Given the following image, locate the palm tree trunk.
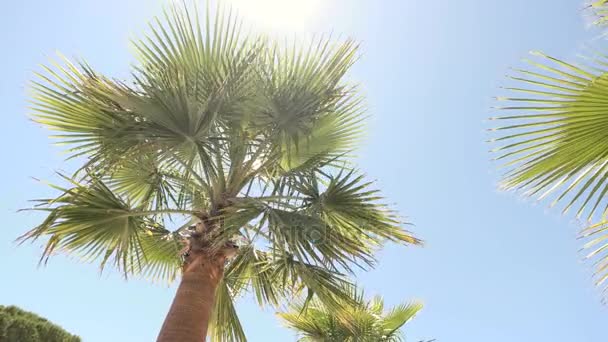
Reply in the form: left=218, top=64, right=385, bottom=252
left=156, top=253, right=224, bottom=342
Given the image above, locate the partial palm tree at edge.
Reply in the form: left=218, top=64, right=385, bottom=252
left=490, top=50, right=608, bottom=299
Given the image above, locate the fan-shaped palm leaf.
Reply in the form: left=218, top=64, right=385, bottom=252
left=20, top=176, right=193, bottom=276
left=491, top=50, right=608, bottom=297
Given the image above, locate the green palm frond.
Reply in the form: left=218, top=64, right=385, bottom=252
left=208, top=280, right=246, bottom=342
left=211, top=246, right=354, bottom=341
left=588, top=1, right=608, bottom=27
left=31, top=58, right=141, bottom=166
left=580, top=220, right=608, bottom=298
left=129, top=231, right=182, bottom=283
left=277, top=285, right=422, bottom=342
left=218, top=170, right=419, bottom=275
left=302, top=170, right=419, bottom=245
left=106, top=153, right=179, bottom=210
left=232, top=245, right=354, bottom=309
left=224, top=245, right=288, bottom=306
left=491, top=50, right=608, bottom=295
left=380, top=302, right=424, bottom=338
left=20, top=176, right=193, bottom=278
left=279, top=255, right=354, bottom=311
left=258, top=38, right=364, bottom=171
left=223, top=242, right=356, bottom=312
left=492, top=51, right=608, bottom=220
left=292, top=170, right=419, bottom=271
left=24, top=3, right=418, bottom=341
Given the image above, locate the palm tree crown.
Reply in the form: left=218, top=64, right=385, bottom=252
left=278, top=286, right=422, bottom=342
left=21, top=3, right=419, bottom=339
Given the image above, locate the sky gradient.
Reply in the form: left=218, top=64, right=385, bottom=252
left=1, top=1, right=606, bottom=341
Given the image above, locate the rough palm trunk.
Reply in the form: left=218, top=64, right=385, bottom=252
left=156, top=252, right=224, bottom=342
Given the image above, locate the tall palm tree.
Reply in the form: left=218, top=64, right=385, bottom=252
left=278, top=286, right=422, bottom=342
left=20, top=3, right=420, bottom=341
left=490, top=50, right=608, bottom=298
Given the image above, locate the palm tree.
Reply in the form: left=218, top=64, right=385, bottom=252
left=278, top=286, right=422, bottom=341
left=489, top=50, right=608, bottom=297
left=20, top=3, right=420, bottom=341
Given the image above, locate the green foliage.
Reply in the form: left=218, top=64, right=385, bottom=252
left=22, top=3, right=419, bottom=340
left=588, top=1, right=608, bottom=27
left=0, top=305, right=80, bottom=342
left=490, top=50, right=608, bottom=298
left=277, top=286, right=422, bottom=342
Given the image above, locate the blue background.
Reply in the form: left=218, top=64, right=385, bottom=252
left=1, top=1, right=604, bottom=341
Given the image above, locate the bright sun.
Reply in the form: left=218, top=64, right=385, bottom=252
left=225, top=0, right=324, bottom=31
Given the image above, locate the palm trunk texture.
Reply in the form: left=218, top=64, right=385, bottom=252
left=156, top=253, right=224, bottom=342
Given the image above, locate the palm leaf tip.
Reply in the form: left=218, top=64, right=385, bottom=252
left=578, top=220, right=608, bottom=289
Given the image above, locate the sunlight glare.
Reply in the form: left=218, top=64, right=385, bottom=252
left=225, top=0, right=325, bottom=31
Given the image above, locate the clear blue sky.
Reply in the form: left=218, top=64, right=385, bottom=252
left=1, top=1, right=605, bottom=341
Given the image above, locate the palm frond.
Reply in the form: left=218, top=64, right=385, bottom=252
left=224, top=243, right=354, bottom=313
left=587, top=1, right=608, bottom=27
left=380, top=302, right=424, bottom=339
left=491, top=50, right=608, bottom=296
left=127, top=230, right=182, bottom=283
left=580, top=220, right=608, bottom=300
left=224, top=245, right=288, bottom=307
left=278, top=285, right=422, bottom=342
left=221, top=170, right=420, bottom=276
left=105, top=153, right=179, bottom=211
left=20, top=179, right=189, bottom=278
left=303, top=170, right=419, bottom=244
left=492, top=51, right=608, bottom=220
left=258, top=38, right=364, bottom=171
left=31, top=58, right=144, bottom=168
left=208, top=280, right=246, bottom=342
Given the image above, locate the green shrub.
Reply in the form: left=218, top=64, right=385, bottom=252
left=0, top=306, right=80, bottom=342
